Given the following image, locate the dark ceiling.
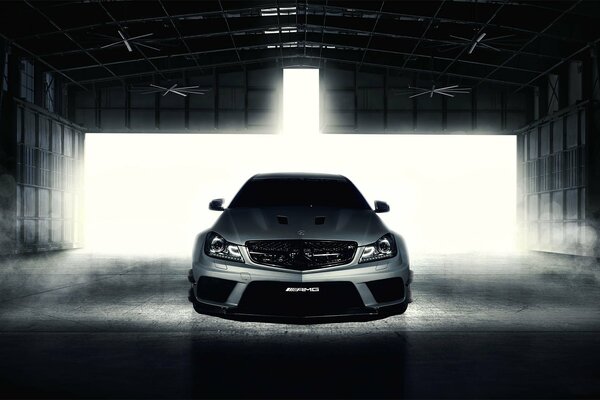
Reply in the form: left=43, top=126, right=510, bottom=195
left=0, top=0, right=599, bottom=90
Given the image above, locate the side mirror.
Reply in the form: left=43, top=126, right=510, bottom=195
left=209, top=198, right=225, bottom=211
left=374, top=200, right=390, bottom=213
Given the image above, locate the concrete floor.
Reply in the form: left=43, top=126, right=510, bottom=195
left=0, top=250, right=598, bottom=399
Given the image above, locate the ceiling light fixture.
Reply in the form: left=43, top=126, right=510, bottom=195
left=260, top=6, right=296, bottom=16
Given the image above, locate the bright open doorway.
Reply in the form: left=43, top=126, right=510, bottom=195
left=84, top=69, right=516, bottom=255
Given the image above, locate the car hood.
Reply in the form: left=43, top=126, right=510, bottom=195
left=210, top=206, right=389, bottom=246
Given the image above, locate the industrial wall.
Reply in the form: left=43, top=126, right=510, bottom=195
left=15, top=100, right=84, bottom=252
left=68, top=60, right=533, bottom=135
left=0, top=42, right=84, bottom=255
left=515, top=57, right=600, bottom=256
left=69, top=66, right=281, bottom=133
left=320, top=61, right=532, bottom=134
left=516, top=102, right=597, bottom=255
left=0, top=41, right=15, bottom=254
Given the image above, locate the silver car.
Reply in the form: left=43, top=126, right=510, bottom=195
left=188, top=173, right=412, bottom=320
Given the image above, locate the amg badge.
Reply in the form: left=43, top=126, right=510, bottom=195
left=285, top=287, right=320, bottom=292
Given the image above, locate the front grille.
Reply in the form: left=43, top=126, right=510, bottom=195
left=245, top=240, right=357, bottom=270
left=237, top=281, right=364, bottom=316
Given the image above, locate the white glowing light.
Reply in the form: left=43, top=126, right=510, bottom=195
left=84, top=69, right=516, bottom=256
left=85, top=133, right=515, bottom=255
left=265, top=27, right=297, bottom=34
left=283, top=69, right=319, bottom=137
left=261, top=7, right=296, bottom=16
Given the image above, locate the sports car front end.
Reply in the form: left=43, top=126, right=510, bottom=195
left=188, top=173, right=412, bottom=320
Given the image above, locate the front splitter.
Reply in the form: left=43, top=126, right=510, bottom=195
left=191, top=298, right=406, bottom=324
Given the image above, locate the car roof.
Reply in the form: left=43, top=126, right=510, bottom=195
left=251, top=172, right=347, bottom=181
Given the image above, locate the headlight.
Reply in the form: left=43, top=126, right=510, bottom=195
left=204, top=232, right=244, bottom=263
left=359, top=233, right=397, bottom=263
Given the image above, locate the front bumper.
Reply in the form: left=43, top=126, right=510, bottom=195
left=189, top=244, right=412, bottom=319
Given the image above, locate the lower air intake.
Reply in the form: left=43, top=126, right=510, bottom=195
left=237, top=281, right=365, bottom=316
left=366, top=277, right=405, bottom=303
left=196, top=276, right=237, bottom=303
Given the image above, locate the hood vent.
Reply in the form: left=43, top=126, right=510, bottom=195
left=314, top=216, right=326, bottom=225
left=276, top=215, right=288, bottom=225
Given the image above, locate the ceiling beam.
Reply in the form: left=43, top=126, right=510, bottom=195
left=512, top=36, right=600, bottom=93
left=401, top=0, right=446, bottom=69
left=0, top=32, right=88, bottom=91
left=358, top=1, right=385, bottom=71
left=158, top=0, right=201, bottom=69
left=319, top=54, right=535, bottom=87
left=306, top=39, right=542, bottom=74
left=53, top=37, right=545, bottom=77
left=303, top=0, right=308, bottom=57
left=435, top=1, right=506, bottom=81
left=275, top=0, right=286, bottom=66
left=65, top=48, right=535, bottom=88
left=97, top=0, right=167, bottom=81
left=317, top=0, right=328, bottom=68
left=315, top=3, right=590, bottom=45
left=218, top=0, right=242, bottom=65
left=476, top=0, right=582, bottom=86
left=23, top=0, right=122, bottom=84
left=37, top=22, right=564, bottom=64
left=13, top=2, right=588, bottom=47
left=13, top=4, right=260, bottom=41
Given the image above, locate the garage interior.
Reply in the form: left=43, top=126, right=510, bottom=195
left=0, top=1, right=599, bottom=398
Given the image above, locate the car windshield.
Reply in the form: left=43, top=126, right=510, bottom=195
left=229, top=177, right=371, bottom=209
